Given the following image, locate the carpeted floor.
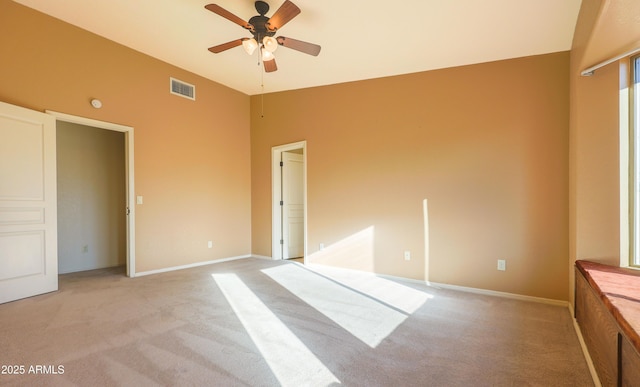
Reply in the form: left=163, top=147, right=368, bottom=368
left=0, top=258, right=594, bottom=386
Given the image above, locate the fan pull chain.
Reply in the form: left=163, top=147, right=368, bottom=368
left=261, top=87, right=265, bottom=118
left=260, top=51, right=265, bottom=118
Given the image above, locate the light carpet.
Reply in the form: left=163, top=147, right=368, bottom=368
left=0, top=258, right=594, bottom=386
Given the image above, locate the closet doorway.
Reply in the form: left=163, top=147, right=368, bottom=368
left=49, top=111, right=136, bottom=277
left=272, top=141, right=306, bottom=261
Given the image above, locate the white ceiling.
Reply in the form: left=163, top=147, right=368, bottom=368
left=14, top=0, right=582, bottom=96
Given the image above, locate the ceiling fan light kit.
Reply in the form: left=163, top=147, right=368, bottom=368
left=242, top=38, right=258, bottom=55
left=205, top=1, right=321, bottom=73
left=261, top=49, right=275, bottom=62
left=262, top=36, right=278, bottom=53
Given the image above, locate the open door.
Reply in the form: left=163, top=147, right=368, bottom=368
left=282, top=151, right=304, bottom=259
left=272, top=141, right=306, bottom=260
left=0, top=101, right=58, bottom=304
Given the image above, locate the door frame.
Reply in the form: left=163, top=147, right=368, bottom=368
left=46, top=111, right=136, bottom=277
left=272, top=141, right=307, bottom=261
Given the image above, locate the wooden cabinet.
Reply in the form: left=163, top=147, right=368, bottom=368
left=575, top=271, right=619, bottom=386
left=575, top=261, right=640, bottom=387
left=621, top=335, right=640, bottom=386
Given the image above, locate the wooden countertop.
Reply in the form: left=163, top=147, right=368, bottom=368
left=576, top=260, right=640, bottom=354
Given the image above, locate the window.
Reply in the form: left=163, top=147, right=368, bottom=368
left=631, top=55, right=640, bottom=266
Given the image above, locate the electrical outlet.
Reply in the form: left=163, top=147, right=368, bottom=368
left=208, top=241, right=213, bottom=249
left=404, top=251, right=411, bottom=261
left=319, top=243, right=325, bottom=251
left=497, top=259, right=506, bottom=271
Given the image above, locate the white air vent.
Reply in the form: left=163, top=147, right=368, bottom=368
left=170, top=77, right=195, bottom=100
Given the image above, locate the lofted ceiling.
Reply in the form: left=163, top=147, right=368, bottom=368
left=13, top=0, right=582, bottom=96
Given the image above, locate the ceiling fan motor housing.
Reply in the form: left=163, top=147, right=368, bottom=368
left=248, top=15, right=276, bottom=42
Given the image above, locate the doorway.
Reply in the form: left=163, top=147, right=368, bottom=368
left=47, top=111, right=136, bottom=277
left=57, top=121, right=125, bottom=274
left=272, top=141, right=306, bottom=261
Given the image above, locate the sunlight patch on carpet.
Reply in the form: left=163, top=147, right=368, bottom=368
left=262, top=264, right=408, bottom=348
left=212, top=273, right=340, bottom=387
left=305, top=264, right=433, bottom=314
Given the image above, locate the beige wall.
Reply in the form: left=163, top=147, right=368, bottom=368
left=0, top=2, right=252, bottom=273
left=569, top=0, right=640, bottom=303
left=57, top=122, right=126, bottom=273
left=251, top=52, right=570, bottom=300
left=9, top=0, right=637, bottom=303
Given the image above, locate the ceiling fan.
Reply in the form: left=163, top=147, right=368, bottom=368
left=205, top=1, right=321, bottom=73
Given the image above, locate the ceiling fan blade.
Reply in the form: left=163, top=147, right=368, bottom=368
left=264, top=58, right=278, bottom=73
left=205, top=4, right=253, bottom=30
left=208, top=39, right=245, bottom=53
left=276, top=36, right=321, bottom=56
left=266, top=0, right=301, bottom=32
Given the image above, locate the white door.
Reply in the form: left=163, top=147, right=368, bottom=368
left=0, top=101, right=58, bottom=304
left=282, top=151, right=304, bottom=259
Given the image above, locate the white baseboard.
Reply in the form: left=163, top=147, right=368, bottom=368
left=134, top=258, right=580, bottom=311
left=426, top=281, right=569, bottom=307
left=305, top=263, right=568, bottom=306
left=134, top=254, right=252, bottom=277
left=567, top=304, right=602, bottom=387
